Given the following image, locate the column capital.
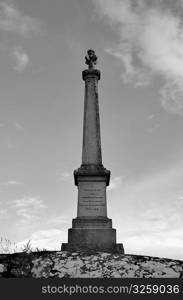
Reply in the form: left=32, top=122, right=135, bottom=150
left=82, top=69, right=101, bottom=81
left=74, top=165, right=111, bottom=186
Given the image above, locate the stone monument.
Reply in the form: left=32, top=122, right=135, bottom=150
left=62, top=50, right=124, bottom=253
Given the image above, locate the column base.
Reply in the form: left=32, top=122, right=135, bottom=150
left=61, top=218, right=124, bottom=254
left=61, top=241, right=124, bottom=253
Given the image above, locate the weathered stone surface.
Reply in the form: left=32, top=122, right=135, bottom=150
left=0, top=251, right=182, bottom=278
left=72, top=217, right=113, bottom=228
left=77, top=181, right=107, bottom=217
left=62, top=227, right=124, bottom=253
left=81, top=68, right=102, bottom=166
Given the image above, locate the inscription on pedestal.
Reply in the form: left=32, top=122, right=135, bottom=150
left=77, top=181, right=107, bottom=217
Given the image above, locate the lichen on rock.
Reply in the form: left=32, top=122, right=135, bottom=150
left=0, top=251, right=182, bottom=278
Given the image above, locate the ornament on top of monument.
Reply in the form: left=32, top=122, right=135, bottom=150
left=82, top=49, right=101, bottom=81
left=85, top=49, right=97, bottom=69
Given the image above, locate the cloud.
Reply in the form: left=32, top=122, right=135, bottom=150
left=13, top=121, right=24, bottom=131
left=12, top=47, right=30, bottom=72
left=0, top=209, right=8, bottom=220
left=11, top=196, right=46, bottom=221
left=0, top=120, right=24, bottom=130
left=146, top=113, right=160, bottom=132
left=16, top=229, right=67, bottom=251
left=113, top=161, right=183, bottom=259
left=47, top=215, right=70, bottom=227
left=147, top=114, right=155, bottom=120
left=117, top=203, right=183, bottom=259
left=7, top=180, right=22, bottom=185
left=108, top=176, right=124, bottom=191
left=105, top=47, right=151, bottom=87
left=146, top=123, right=160, bottom=133
left=93, top=0, right=183, bottom=115
left=59, top=172, right=72, bottom=181
left=160, top=79, right=183, bottom=115
left=0, top=180, right=23, bottom=186
left=7, top=197, right=70, bottom=245
left=123, top=232, right=183, bottom=260
left=0, top=1, right=40, bottom=37
left=0, top=2, right=41, bottom=72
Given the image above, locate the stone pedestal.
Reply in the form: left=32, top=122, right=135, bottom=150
left=62, top=217, right=124, bottom=253
left=62, top=166, right=124, bottom=252
left=61, top=50, right=124, bottom=253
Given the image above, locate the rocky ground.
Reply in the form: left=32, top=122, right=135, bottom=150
left=0, top=251, right=182, bottom=278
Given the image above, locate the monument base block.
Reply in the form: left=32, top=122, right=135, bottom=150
left=61, top=242, right=124, bottom=253
left=61, top=218, right=124, bottom=253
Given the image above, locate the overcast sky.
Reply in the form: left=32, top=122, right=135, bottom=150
left=0, top=0, right=183, bottom=260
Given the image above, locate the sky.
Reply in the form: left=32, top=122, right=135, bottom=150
left=0, top=0, right=183, bottom=260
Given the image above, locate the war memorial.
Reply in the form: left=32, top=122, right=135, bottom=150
left=62, top=50, right=124, bottom=253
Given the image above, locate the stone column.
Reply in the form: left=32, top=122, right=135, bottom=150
left=81, top=68, right=102, bottom=166
left=61, top=50, right=124, bottom=253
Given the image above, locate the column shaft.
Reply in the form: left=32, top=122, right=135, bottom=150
left=82, top=69, right=102, bottom=166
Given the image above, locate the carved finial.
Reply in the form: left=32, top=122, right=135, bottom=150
left=85, top=49, right=98, bottom=69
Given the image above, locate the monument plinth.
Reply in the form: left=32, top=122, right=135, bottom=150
left=62, top=50, right=124, bottom=253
